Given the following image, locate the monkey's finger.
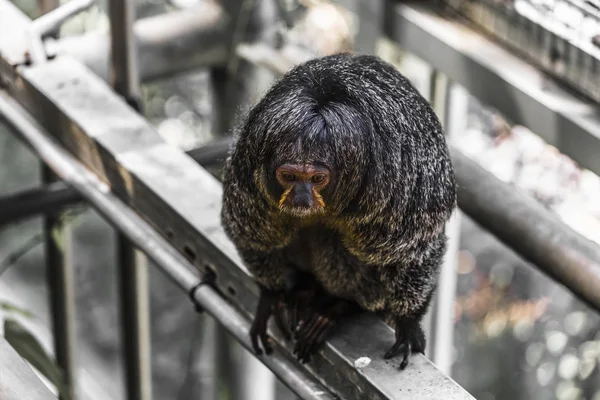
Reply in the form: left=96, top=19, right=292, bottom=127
left=260, top=330, right=273, bottom=355
left=295, top=313, right=320, bottom=339
left=294, top=316, right=327, bottom=362
left=303, top=319, right=333, bottom=358
left=293, top=339, right=311, bottom=364
left=302, top=315, right=327, bottom=345
left=249, top=327, right=263, bottom=355
left=399, top=343, right=412, bottom=370
left=290, top=300, right=300, bottom=333
left=384, top=339, right=406, bottom=360
left=273, top=306, right=291, bottom=341
left=412, top=333, right=426, bottom=354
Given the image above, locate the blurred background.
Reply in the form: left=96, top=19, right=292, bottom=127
left=1, top=0, right=600, bottom=399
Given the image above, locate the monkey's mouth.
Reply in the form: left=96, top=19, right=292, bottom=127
left=280, top=205, right=324, bottom=218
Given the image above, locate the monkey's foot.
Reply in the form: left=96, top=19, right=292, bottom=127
left=292, top=299, right=354, bottom=364
left=384, top=316, right=426, bottom=370
left=250, top=288, right=290, bottom=356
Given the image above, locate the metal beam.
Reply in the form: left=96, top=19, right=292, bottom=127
left=384, top=2, right=600, bottom=179
left=0, top=334, right=57, bottom=400
left=42, top=165, right=77, bottom=400
left=0, top=182, right=82, bottom=227
left=45, top=3, right=228, bottom=83
left=0, top=4, right=474, bottom=397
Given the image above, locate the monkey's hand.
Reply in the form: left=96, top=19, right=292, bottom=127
left=384, top=316, right=426, bottom=370
left=293, top=298, right=355, bottom=364
left=250, top=287, right=291, bottom=356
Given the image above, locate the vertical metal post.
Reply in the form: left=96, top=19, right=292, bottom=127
left=426, top=73, right=466, bottom=375
left=37, top=2, right=76, bottom=399
left=42, top=165, right=77, bottom=400
left=354, top=0, right=384, bottom=55
left=117, top=236, right=153, bottom=400
left=108, top=1, right=152, bottom=399
left=109, top=0, right=142, bottom=108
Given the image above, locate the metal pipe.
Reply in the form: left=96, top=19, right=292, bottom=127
left=0, top=181, right=82, bottom=227
left=45, top=3, right=227, bottom=83
left=185, top=136, right=233, bottom=166
left=33, top=0, right=94, bottom=37
left=427, top=80, right=466, bottom=374
left=0, top=92, right=335, bottom=400
left=42, top=165, right=77, bottom=400
left=109, top=0, right=141, bottom=107
left=449, top=145, right=600, bottom=312
left=116, top=234, right=153, bottom=400
left=108, top=0, right=153, bottom=399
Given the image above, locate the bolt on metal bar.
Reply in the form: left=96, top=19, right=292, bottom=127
left=0, top=181, right=82, bottom=228
left=107, top=0, right=153, bottom=399
left=42, top=165, right=77, bottom=400
left=0, top=92, right=336, bottom=400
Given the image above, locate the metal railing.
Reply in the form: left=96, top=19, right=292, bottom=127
left=1, top=0, right=599, bottom=399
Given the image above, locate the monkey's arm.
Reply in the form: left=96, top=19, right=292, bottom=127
left=221, top=161, right=299, bottom=353
left=378, top=233, right=446, bottom=369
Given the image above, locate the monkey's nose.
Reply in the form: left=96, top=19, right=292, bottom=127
left=292, top=194, right=313, bottom=208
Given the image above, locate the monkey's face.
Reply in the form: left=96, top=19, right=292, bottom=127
left=275, top=163, right=331, bottom=217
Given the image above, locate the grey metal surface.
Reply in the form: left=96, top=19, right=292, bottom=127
left=0, top=334, right=57, bottom=400
left=45, top=3, right=227, bottom=83
left=0, top=181, right=82, bottom=227
left=42, top=165, right=77, bottom=400
left=385, top=2, right=600, bottom=179
left=0, top=13, right=475, bottom=399
left=441, top=0, right=600, bottom=105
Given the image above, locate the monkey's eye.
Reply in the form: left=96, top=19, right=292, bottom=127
left=281, top=172, right=296, bottom=182
left=311, top=174, right=326, bottom=184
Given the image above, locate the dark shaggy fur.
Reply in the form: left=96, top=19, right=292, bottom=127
left=220, top=53, right=457, bottom=367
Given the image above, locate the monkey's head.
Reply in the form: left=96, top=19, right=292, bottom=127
left=230, top=53, right=444, bottom=219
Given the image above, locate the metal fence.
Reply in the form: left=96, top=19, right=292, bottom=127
left=0, top=0, right=599, bottom=399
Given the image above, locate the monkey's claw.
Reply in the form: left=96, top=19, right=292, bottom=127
left=293, top=313, right=335, bottom=363
left=250, top=288, right=289, bottom=356
left=292, top=299, right=354, bottom=364
left=384, top=317, right=426, bottom=370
